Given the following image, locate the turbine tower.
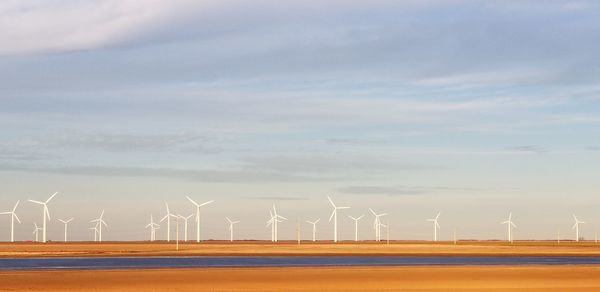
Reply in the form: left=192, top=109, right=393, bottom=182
left=226, top=217, right=240, bottom=242
left=58, top=218, right=74, bottom=242
left=178, top=214, right=194, bottom=242
left=306, top=218, right=320, bottom=242
left=145, top=214, right=160, bottom=241
left=90, top=210, right=107, bottom=242
left=0, top=200, right=21, bottom=242
left=573, top=214, right=585, bottom=242
left=369, top=208, right=388, bottom=241
left=348, top=215, right=364, bottom=242
left=266, top=210, right=278, bottom=242
left=500, top=212, right=517, bottom=243
left=28, top=192, right=58, bottom=243
left=89, top=225, right=99, bottom=242
left=328, top=196, right=350, bottom=243
left=160, top=203, right=177, bottom=242
left=186, top=196, right=214, bottom=243
left=426, top=212, right=441, bottom=242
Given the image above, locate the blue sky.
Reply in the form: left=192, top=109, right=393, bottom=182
left=1, top=0, right=600, bottom=241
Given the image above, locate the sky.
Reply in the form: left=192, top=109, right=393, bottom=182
left=1, top=0, right=600, bottom=242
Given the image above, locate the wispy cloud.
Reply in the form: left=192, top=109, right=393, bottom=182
left=338, top=185, right=480, bottom=196
left=505, top=145, right=547, bottom=154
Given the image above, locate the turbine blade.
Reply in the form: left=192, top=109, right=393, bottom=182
left=45, top=205, right=50, bottom=220
left=226, top=217, right=232, bottom=223
left=28, top=200, right=44, bottom=205
left=13, top=213, right=21, bottom=223
left=199, top=200, right=214, bottom=207
left=329, top=210, right=336, bottom=222
left=186, top=196, right=199, bottom=206
left=327, top=196, right=336, bottom=208
left=46, top=192, right=58, bottom=203
left=511, top=222, right=517, bottom=228
left=435, top=212, right=440, bottom=220
left=12, top=200, right=19, bottom=212
left=278, top=215, right=288, bottom=220
left=369, top=208, right=377, bottom=216
left=357, top=215, right=364, bottom=220
left=338, top=206, right=350, bottom=209
left=315, top=218, right=320, bottom=223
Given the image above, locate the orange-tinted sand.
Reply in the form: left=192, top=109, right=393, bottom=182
left=3, top=241, right=600, bottom=291
left=1, top=240, right=600, bottom=257
left=2, top=265, right=600, bottom=291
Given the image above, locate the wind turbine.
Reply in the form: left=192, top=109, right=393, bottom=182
left=160, top=203, right=177, bottom=242
left=369, top=208, right=387, bottom=241
left=90, top=210, right=107, bottom=242
left=306, top=219, right=320, bottom=242
left=28, top=192, right=58, bottom=243
left=33, top=223, right=42, bottom=242
left=328, top=196, right=350, bottom=243
left=89, top=224, right=99, bottom=242
left=0, top=200, right=21, bottom=242
left=348, top=215, right=364, bottom=242
left=426, top=212, right=441, bottom=242
left=226, top=217, right=240, bottom=242
left=271, top=204, right=287, bottom=242
left=186, top=196, right=214, bottom=243
left=145, top=214, right=160, bottom=241
left=58, top=218, right=74, bottom=242
left=573, top=214, right=585, bottom=242
left=500, top=212, right=517, bottom=243
left=178, top=214, right=194, bottom=242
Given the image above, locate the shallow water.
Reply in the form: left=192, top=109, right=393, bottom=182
left=2, top=255, right=600, bottom=270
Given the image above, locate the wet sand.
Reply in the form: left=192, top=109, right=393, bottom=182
left=2, top=240, right=600, bottom=257
left=2, top=265, right=600, bottom=291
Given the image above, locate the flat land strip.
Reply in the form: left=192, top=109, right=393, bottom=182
left=2, top=265, right=600, bottom=291
left=1, top=240, right=600, bottom=257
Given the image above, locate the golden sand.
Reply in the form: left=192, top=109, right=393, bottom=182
left=2, top=265, right=600, bottom=291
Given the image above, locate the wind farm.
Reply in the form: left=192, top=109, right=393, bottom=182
left=3, top=0, right=600, bottom=290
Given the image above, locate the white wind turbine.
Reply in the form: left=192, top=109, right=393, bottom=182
left=500, top=212, right=517, bottom=243
left=426, top=212, right=441, bottom=242
left=226, top=217, right=240, bottom=242
left=33, top=223, right=42, bottom=242
left=328, top=196, right=350, bottom=243
left=160, top=203, right=177, bottom=242
left=573, top=214, right=585, bottom=242
left=58, top=218, right=74, bottom=242
left=306, top=219, right=320, bottom=242
left=28, top=192, right=58, bottom=243
left=266, top=210, right=277, bottom=242
left=271, top=204, right=287, bottom=242
left=369, top=208, right=387, bottom=241
left=89, top=224, right=99, bottom=242
left=0, top=200, right=21, bottom=242
left=186, top=196, right=214, bottom=243
left=145, top=214, right=160, bottom=241
left=348, top=215, right=364, bottom=242
left=178, top=214, right=194, bottom=242
left=90, top=210, right=107, bottom=242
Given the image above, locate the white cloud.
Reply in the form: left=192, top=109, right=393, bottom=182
left=0, top=0, right=189, bottom=55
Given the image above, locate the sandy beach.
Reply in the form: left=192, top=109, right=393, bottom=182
left=2, top=265, right=600, bottom=291
left=2, top=241, right=600, bottom=291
